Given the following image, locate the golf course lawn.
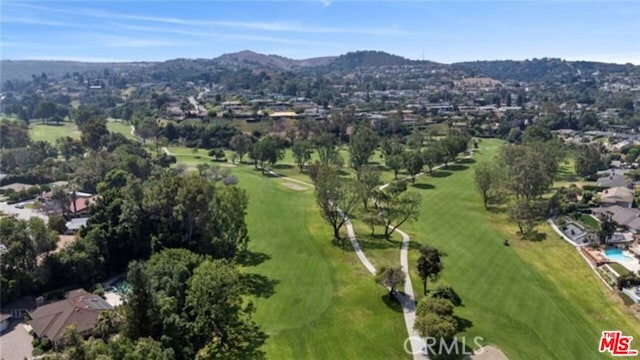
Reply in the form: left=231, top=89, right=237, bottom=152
left=106, top=119, right=138, bottom=141
left=401, top=138, right=640, bottom=359
left=235, top=166, right=409, bottom=359
left=169, top=137, right=640, bottom=359
left=29, top=121, right=80, bottom=143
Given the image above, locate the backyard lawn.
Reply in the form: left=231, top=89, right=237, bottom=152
left=29, top=122, right=80, bottom=143
left=399, top=138, right=640, bottom=359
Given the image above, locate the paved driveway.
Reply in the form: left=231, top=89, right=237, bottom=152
left=0, top=201, right=48, bottom=222
left=0, top=321, right=33, bottom=360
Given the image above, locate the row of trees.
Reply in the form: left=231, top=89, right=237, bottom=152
left=475, top=139, right=562, bottom=236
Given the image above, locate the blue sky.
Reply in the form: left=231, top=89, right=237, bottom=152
left=1, top=1, right=639, bottom=64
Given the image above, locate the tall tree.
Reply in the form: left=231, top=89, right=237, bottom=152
left=596, top=212, right=617, bottom=245
left=123, top=261, right=156, bottom=340
left=373, top=188, right=421, bottom=239
left=375, top=266, right=405, bottom=295
left=229, top=134, right=253, bottom=164
left=416, top=245, right=443, bottom=295
left=356, top=166, right=381, bottom=210
left=404, top=151, right=424, bottom=183
left=186, top=260, right=267, bottom=360
left=249, top=136, right=284, bottom=174
left=422, top=143, right=444, bottom=174
left=508, top=199, right=549, bottom=236
left=292, top=140, right=314, bottom=172
left=310, top=163, right=360, bottom=240
left=349, top=125, right=378, bottom=175
left=474, top=161, right=502, bottom=209
left=574, top=144, right=605, bottom=178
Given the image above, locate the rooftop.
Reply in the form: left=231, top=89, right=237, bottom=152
left=28, top=289, right=112, bottom=342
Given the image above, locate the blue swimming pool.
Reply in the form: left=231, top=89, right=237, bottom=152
left=110, top=276, right=131, bottom=295
left=605, top=248, right=634, bottom=262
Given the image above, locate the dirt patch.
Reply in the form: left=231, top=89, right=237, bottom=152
left=282, top=181, right=309, bottom=191
left=468, top=345, right=508, bottom=360
left=56, top=235, right=77, bottom=252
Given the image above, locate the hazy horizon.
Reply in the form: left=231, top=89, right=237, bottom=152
left=2, top=1, right=639, bottom=65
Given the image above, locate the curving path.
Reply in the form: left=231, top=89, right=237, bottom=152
left=257, top=153, right=473, bottom=358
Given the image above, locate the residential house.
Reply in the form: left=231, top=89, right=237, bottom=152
left=28, top=289, right=113, bottom=346
left=68, top=195, right=99, bottom=215
left=597, top=173, right=632, bottom=189
left=592, top=206, right=640, bottom=233
left=65, top=217, right=89, bottom=234
left=600, top=187, right=635, bottom=208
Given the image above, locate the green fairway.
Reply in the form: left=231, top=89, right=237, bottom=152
left=29, top=122, right=80, bottom=143
left=398, top=139, right=640, bottom=359
left=167, top=137, right=640, bottom=359
left=106, top=119, right=138, bottom=141
left=235, top=167, right=409, bottom=359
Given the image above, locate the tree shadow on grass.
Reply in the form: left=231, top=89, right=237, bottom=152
left=355, top=234, right=401, bottom=251
left=381, top=293, right=403, bottom=313
left=431, top=170, right=452, bottom=178
left=521, top=231, right=546, bottom=242
left=412, top=183, right=435, bottom=190
left=456, top=158, right=476, bottom=164
left=445, top=164, right=468, bottom=172
left=236, top=250, right=271, bottom=267
left=241, top=273, right=279, bottom=299
left=272, top=164, right=293, bottom=170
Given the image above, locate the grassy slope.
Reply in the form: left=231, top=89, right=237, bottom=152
left=106, top=119, right=138, bottom=141
left=230, top=166, right=409, bottom=359
left=401, top=139, right=640, bottom=359
left=29, top=121, right=80, bottom=143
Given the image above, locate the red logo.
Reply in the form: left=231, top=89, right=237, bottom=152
left=599, top=331, right=638, bottom=356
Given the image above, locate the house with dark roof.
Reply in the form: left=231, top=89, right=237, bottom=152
left=592, top=206, right=640, bottom=233
left=597, top=173, right=632, bottom=189
left=27, top=289, right=113, bottom=345
left=600, top=186, right=635, bottom=208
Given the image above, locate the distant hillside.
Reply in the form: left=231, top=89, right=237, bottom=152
left=214, top=50, right=335, bottom=71
left=453, top=58, right=640, bottom=82
left=0, top=60, right=153, bottom=81
left=328, top=50, right=413, bottom=70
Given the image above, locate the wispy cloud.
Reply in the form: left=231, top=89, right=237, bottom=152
left=0, top=17, right=67, bottom=27
left=108, top=22, right=345, bottom=48
left=7, top=2, right=404, bottom=36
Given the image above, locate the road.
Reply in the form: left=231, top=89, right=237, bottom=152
left=188, top=96, right=207, bottom=116
left=0, top=200, right=48, bottom=222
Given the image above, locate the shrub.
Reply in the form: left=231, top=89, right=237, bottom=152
left=48, top=214, right=67, bottom=234
left=430, top=285, right=462, bottom=306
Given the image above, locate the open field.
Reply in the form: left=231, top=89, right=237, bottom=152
left=234, top=166, right=409, bottom=359
left=400, top=138, right=640, bottom=359
left=29, top=122, right=80, bottom=143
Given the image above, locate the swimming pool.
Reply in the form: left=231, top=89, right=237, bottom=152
left=605, top=248, right=634, bottom=263
left=110, top=276, right=131, bottom=295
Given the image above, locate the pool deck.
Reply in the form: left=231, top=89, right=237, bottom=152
left=608, top=250, right=640, bottom=273
left=104, top=291, right=123, bottom=307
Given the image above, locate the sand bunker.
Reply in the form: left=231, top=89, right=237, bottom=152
left=282, top=181, right=309, bottom=191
